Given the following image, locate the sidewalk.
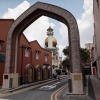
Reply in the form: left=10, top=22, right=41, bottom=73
left=90, top=75, right=100, bottom=100
left=61, top=75, right=100, bottom=100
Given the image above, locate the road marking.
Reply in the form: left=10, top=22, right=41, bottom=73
left=39, top=82, right=60, bottom=90
left=39, top=85, right=56, bottom=90
left=0, top=80, right=58, bottom=97
left=50, top=84, right=68, bottom=100
left=0, top=77, right=67, bottom=97
left=55, top=84, right=67, bottom=100
left=52, top=82, right=60, bottom=85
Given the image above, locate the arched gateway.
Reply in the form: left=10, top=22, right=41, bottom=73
left=3, top=2, right=83, bottom=94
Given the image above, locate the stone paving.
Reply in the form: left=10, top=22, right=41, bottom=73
left=90, top=75, right=100, bottom=100
left=58, top=75, right=98, bottom=100
left=62, top=94, right=93, bottom=100
left=58, top=86, right=94, bottom=100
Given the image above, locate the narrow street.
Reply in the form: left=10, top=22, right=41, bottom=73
left=0, top=76, right=68, bottom=100
left=0, top=0, right=98, bottom=100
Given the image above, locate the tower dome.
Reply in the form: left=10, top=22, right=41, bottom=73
left=45, top=37, right=57, bottom=47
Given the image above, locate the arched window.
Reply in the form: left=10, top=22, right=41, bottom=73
left=25, top=48, right=30, bottom=57
left=36, top=51, right=40, bottom=59
left=45, top=54, right=48, bottom=61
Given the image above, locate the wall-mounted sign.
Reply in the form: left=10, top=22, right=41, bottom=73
left=74, top=75, right=81, bottom=80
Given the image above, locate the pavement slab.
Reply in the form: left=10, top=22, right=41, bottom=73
left=62, top=94, right=94, bottom=100
left=90, top=75, right=100, bottom=100
left=58, top=75, right=95, bottom=100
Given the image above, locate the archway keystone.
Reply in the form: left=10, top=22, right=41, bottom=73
left=3, top=2, right=83, bottom=94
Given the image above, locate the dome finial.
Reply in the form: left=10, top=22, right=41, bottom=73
left=47, top=25, right=53, bottom=31
left=49, top=23, right=51, bottom=28
left=48, top=24, right=51, bottom=29
left=47, top=25, right=53, bottom=36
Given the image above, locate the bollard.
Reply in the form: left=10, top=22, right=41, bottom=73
left=68, top=78, right=72, bottom=93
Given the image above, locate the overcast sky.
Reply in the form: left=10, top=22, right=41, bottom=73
left=0, top=0, right=94, bottom=59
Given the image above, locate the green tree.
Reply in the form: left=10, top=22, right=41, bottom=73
left=62, top=58, right=70, bottom=70
left=80, top=48, right=90, bottom=63
left=62, top=46, right=90, bottom=69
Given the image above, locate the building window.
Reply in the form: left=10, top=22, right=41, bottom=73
left=21, top=45, right=31, bottom=57
left=45, top=55, right=47, bottom=61
left=25, top=48, right=30, bottom=57
left=36, top=51, right=40, bottom=59
left=45, top=54, right=49, bottom=61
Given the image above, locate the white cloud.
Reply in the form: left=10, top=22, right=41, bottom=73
left=59, top=22, right=68, bottom=46
left=2, top=0, right=93, bottom=60
left=3, top=1, right=30, bottom=19
left=77, top=0, right=94, bottom=47
left=58, top=45, right=66, bottom=60
left=58, top=0, right=93, bottom=59
left=59, top=0, right=93, bottom=48
left=58, top=23, right=68, bottom=60
left=2, top=1, right=55, bottom=48
left=24, top=16, right=55, bottom=47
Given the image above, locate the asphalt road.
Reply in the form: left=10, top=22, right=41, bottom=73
left=0, top=76, right=68, bottom=100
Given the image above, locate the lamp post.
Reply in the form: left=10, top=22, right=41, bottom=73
left=21, top=45, right=24, bottom=85
left=21, top=45, right=31, bottom=85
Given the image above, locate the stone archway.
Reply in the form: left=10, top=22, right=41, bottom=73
left=3, top=2, right=83, bottom=93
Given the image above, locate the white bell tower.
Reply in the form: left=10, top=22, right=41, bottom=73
left=47, top=26, right=53, bottom=48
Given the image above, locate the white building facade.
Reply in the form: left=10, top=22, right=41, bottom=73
left=44, top=26, right=62, bottom=71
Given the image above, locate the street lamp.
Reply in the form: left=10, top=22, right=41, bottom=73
left=20, top=45, right=31, bottom=85
left=0, top=40, right=5, bottom=51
